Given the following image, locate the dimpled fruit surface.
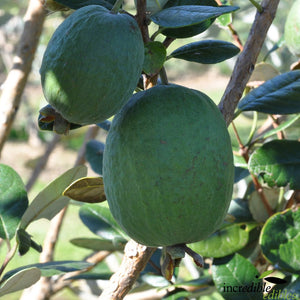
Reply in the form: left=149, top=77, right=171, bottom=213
left=40, top=5, right=144, bottom=125
left=284, top=0, right=300, bottom=57
left=103, top=84, right=234, bottom=247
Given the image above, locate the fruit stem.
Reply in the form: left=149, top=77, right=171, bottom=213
left=182, top=244, right=204, bottom=268
left=111, top=0, right=123, bottom=13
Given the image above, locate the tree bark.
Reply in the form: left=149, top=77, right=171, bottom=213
left=99, top=240, right=156, bottom=300
left=218, top=0, right=280, bottom=126
left=0, top=0, right=46, bottom=157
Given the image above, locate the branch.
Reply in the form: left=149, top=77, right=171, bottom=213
left=218, top=0, right=280, bottom=126
left=99, top=240, right=156, bottom=300
left=0, top=0, right=46, bottom=156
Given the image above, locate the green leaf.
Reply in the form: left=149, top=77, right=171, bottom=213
left=0, top=164, right=28, bottom=240
left=0, top=267, right=41, bottom=297
left=85, top=140, right=105, bottom=175
left=70, top=237, right=125, bottom=251
left=248, top=140, right=300, bottom=189
left=143, top=41, right=166, bottom=75
left=54, top=0, right=113, bottom=10
left=151, top=5, right=239, bottom=38
left=238, top=70, right=300, bottom=114
left=216, top=11, right=232, bottom=27
left=66, top=272, right=112, bottom=281
left=227, top=198, right=253, bottom=223
left=20, top=165, right=87, bottom=229
left=188, top=223, right=258, bottom=258
left=162, top=288, right=190, bottom=299
left=168, top=40, right=240, bottom=64
left=212, top=254, right=263, bottom=300
left=1, top=261, right=93, bottom=281
left=63, top=176, right=106, bottom=203
left=234, top=167, right=250, bottom=183
left=79, top=203, right=128, bottom=242
left=260, top=208, right=300, bottom=273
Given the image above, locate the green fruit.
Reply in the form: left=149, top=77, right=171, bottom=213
left=40, top=5, right=144, bottom=125
left=103, top=84, right=234, bottom=247
left=284, top=0, right=300, bottom=57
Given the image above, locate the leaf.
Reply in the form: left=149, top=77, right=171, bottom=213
left=246, top=62, right=280, bottom=88
left=0, top=268, right=41, bottom=297
left=168, top=40, right=240, bottom=64
left=54, top=0, right=113, bottom=10
left=212, top=254, right=263, bottom=300
left=96, top=120, right=111, bottom=131
left=85, top=140, right=105, bottom=175
left=248, top=188, right=280, bottom=223
left=0, top=164, right=28, bottom=240
left=1, top=261, right=93, bottom=282
left=248, top=140, right=300, bottom=189
left=188, top=223, right=258, bottom=258
left=70, top=237, right=125, bottom=251
left=260, top=208, right=300, bottom=273
left=79, top=203, right=128, bottom=242
left=238, top=70, right=300, bottom=114
left=66, top=272, right=112, bottom=281
left=20, top=165, right=87, bottom=229
left=281, top=277, right=300, bottom=299
left=143, top=41, right=166, bottom=75
left=162, top=288, right=190, bottom=299
left=63, top=176, right=106, bottom=203
left=151, top=5, right=239, bottom=38
left=216, top=11, right=232, bottom=27
left=227, top=198, right=253, bottom=223
left=234, top=167, right=250, bottom=183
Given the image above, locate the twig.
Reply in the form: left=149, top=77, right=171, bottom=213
left=218, top=0, right=280, bottom=126
left=99, top=240, right=156, bottom=300
left=0, top=0, right=46, bottom=157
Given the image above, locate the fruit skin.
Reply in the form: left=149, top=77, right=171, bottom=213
left=40, top=5, right=144, bottom=125
left=103, top=84, right=234, bottom=247
left=284, top=0, right=300, bottom=57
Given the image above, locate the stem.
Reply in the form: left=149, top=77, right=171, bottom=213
left=249, top=0, right=263, bottom=12
left=135, top=0, right=150, bottom=43
left=245, top=111, right=258, bottom=146
left=159, top=67, right=168, bottom=85
left=99, top=240, right=156, bottom=300
left=0, top=244, right=18, bottom=278
left=218, top=0, right=280, bottom=126
left=111, top=0, right=123, bottom=13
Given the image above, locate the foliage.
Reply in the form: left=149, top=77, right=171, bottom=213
left=0, top=0, right=299, bottom=299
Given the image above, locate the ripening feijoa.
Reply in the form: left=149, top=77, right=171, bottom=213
left=40, top=5, right=144, bottom=125
left=103, top=84, right=234, bottom=247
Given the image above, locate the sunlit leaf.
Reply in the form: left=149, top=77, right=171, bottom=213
left=249, top=140, right=300, bottom=189
left=63, top=176, right=106, bottom=203
left=0, top=268, right=41, bottom=297
left=2, top=261, right=93, bottom=281
left=189, top=223, right=258, bottom=258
